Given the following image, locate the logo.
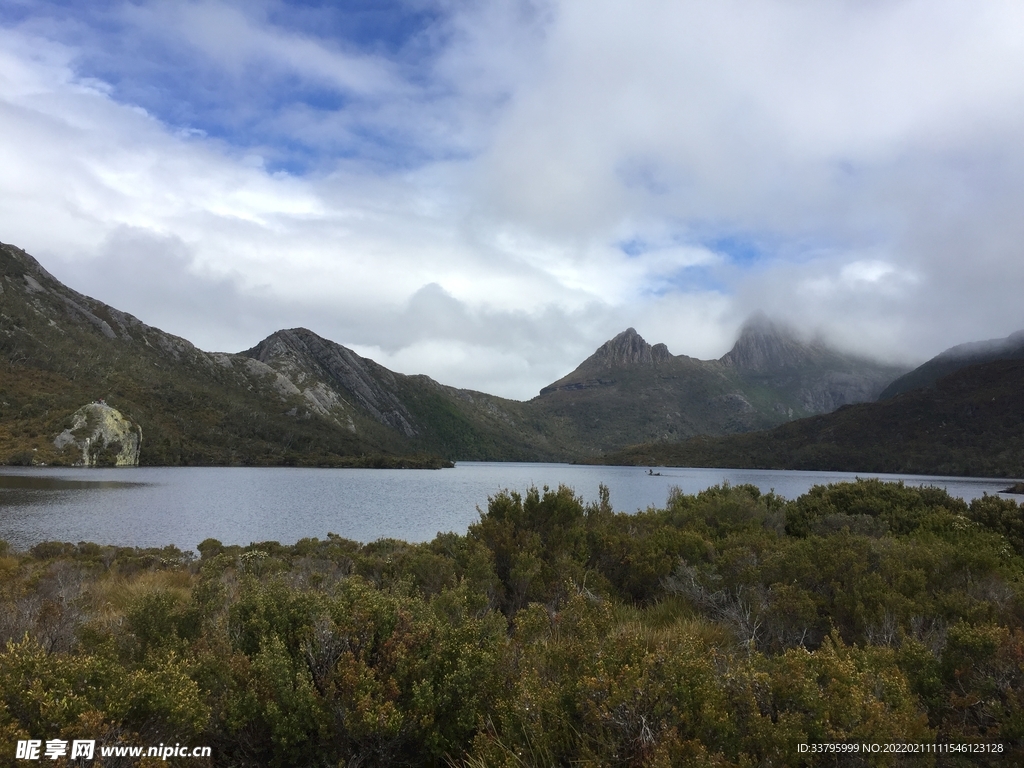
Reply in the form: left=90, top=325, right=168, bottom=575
left=16, top=740, right=95, bottom=760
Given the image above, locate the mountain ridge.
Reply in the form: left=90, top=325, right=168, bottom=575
left=878, top=329, right=1024, bottom=400
left=2, top=238, right=916, bottom=466
left=528, top=321, right=907, bottom=453
left=0, top=241, right=439, bottom=466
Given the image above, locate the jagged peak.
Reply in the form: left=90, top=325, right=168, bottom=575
left=593, top=328, right=673, bottom=367
left=537, top=328, right=673, bottom=394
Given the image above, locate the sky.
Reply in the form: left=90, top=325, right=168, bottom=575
left=2, top=0, right=1024, bottom=400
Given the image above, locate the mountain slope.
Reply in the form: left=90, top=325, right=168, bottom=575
left=604, top=357, right=1024, bottom=478
left=0, top=242, right=439, bottom=466
left=242, top=328, right=570, bottom=461
left=878, top=330, right=1024, bottom=400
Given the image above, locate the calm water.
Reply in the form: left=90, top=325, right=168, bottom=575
left=0, top=463, right=1018, bottom=552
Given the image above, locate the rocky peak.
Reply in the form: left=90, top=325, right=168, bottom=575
left=242, top=328, right=419, bottom=437
left=537, top=328, right=674, bottom=395
left=593, top=328, right=673, bottom=368
left=244, top=328, right=322, bottom=372
left=720, top=314, right=815, bottom=371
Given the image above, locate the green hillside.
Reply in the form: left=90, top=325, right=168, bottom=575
left=0, top=242, right=440, bottom=467
left=605, top=358, right=1024, bottom=478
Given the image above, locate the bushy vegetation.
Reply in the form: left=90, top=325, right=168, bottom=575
left=2, top=480, right=1024, bottom=765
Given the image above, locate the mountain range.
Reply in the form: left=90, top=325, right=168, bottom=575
left=5, top=237, right=1018, bottom=475
left=605, top=335, right=1024, bottom=478
left=525, top=317, right=904, bottom=453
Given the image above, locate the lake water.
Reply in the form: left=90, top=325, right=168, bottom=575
left=0, top=463, right=1018, bottom=552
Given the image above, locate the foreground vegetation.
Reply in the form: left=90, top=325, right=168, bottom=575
left=3, top=480, right=1024, bottom=766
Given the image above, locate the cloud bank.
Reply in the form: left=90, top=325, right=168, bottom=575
left=2, top=0, right=1024, bottom=399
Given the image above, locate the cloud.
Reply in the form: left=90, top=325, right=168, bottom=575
left=3, top=0, right=1024, bottom=400
left=128, top=1, right=400, bottom=95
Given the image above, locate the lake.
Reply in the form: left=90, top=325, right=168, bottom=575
left=0, top=463, right=1018, bottom=552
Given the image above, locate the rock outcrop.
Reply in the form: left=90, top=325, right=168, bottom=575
left=591, top=328, right=674, bottom=368
left=53, top=402, right=142, bottom=467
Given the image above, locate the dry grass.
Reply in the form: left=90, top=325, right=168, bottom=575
left=86, top=569, right=196, bottom=623
left=611, top=597, right=735, bottom=652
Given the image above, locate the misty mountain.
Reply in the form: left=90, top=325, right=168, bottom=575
left=878, top=329, right=1024, bottom=400
left=722, top=313, right=907, bottom=412
left=528, top=321, right=906, bottom=454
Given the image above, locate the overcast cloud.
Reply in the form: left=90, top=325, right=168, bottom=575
left=1, top=0, right=1023, bottom=399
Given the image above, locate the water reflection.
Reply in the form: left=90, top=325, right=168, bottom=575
left=0, top=474, right=148, bottom=491
left=0, top=472, right=149, bottom=512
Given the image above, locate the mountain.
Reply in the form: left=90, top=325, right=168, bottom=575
left=878, top=329, right=1024, bottom=400
left=0, top=242, right=448, bottom=466
left=241, top=328, right=567, bottom=461
left=0, top=237, right=910, bottom=467
left=531, top=328, right=774, bottom=451
left=722, top=313, right=907, bottom=413
left=603, top=357, right=1024, bottom=478
left=526, top=321, right=907, bottom=454
left=0, top=240, right=578, bottom=465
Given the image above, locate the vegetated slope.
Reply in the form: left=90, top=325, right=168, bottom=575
left=604, top=357, right=1024, bottom=477
left=242, top=328, right=572, bottom=461
left=878, top=328, right=1024, bottom=399
left=525, top=318, right=906, bottom=455
left=0, top=242, right=439, bottom=466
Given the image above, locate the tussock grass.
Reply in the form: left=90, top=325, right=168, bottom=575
left=86, top=569, right=196, bottom=621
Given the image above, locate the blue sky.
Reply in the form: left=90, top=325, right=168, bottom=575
left=2, top=0, right=1024, bottom=398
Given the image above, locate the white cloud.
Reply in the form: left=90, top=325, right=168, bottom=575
left=3, top=1, right=1024, bottom=400
left=122, top=1, right=402, bottom=96
left=840, top=261, right=897, bottom=285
